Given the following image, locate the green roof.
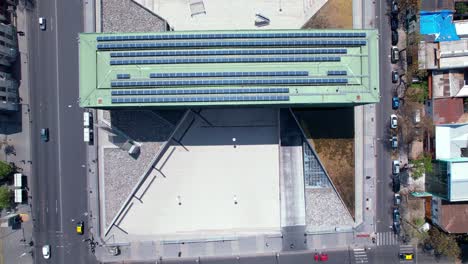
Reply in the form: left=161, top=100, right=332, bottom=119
left=79, top=29, right=380, bottom=108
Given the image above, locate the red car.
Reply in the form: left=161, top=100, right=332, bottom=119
left=314, top=253, right=328, bottom=262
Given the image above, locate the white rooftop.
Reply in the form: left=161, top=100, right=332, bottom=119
left=134, top=0, right=327, bottom=30
left=435, top=123, right=468, bottom=159
left=450, top=162, right=468, bottom=202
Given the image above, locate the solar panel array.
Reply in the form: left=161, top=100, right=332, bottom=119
left=110, top=56, right=341, bottom=65
left=327, top=71, right=347, bottom=76
left=111, top=95, right=290, bottom=104
left=111, top=78, right=348, bottom=87
left=111, top=88, right=290, bottom=96
left=97, top=32, right=366, bottom=42
left=98, top=40, right=367, bottom=50
left=116, top=73, right=131, bottom=79
left=149, top=71, right=308, bottom=78
left=109, top=48, right=348, bottom=57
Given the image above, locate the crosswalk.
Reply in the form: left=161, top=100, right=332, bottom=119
left=399, top=244, right=415, bottom=263
left=376, top=231, right=399, bottom=246
left=353, top=248, right=368, bottom=263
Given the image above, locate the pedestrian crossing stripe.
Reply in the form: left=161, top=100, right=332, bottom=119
left=376, top=231, right=398, bottom=246
left=353, top=248, right=368, bottom=263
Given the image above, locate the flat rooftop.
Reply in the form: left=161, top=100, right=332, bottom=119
left=79, top=30, right=380, bottom=108
left=133, top=0, right=326, bottom=30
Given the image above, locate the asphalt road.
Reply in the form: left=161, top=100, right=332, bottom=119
left=28, top=0, right=97, bottom=263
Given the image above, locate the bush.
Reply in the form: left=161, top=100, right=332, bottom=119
left=0, top=160, right=13, bottom=179
left=413, top=217, right=425, bottom=227
left=0, top=186, right=11, bottom=209
left=410, top=154, right=432, bottom=180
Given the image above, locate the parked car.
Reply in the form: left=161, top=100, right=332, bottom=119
left=392, top=96, right=400, bottom=110
left=40, top=128, right=49, bottom=142
left=393, top=209, right=401, bottom=235
left=391, top=17, right=399, bottom=30
left=391, top=136, right=398, bottom=149
left=391, top=1, right=399, bottom=15
left=314, top=253, right=328, bottom=262
left=39, top=17, right=46, bottom=31
left=391, top=30, right=399, bottom=45
left=391, top=46, right=399, bottom=63
left=393, top=175, right=401, bottom=193
left=42, top=245, right=51, bottom=259
left=391, top=70, right=399, bottom=83
left=390, top=114, right=398, bottom=129
left=394, top=193, right=401, bottom=205
left=392, top=160, right=400, bottom=175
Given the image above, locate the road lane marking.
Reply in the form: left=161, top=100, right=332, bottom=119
left=55, top=199, right=58, bottom=213
left=54, top=0, right=64, bottom=232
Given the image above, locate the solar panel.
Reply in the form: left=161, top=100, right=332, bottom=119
left=98, top=39, right=366, bottom=50
left=109, top=48, right=348, bottom=57
left=110, top=56, right=340, bottom=65
left=110, top=78, right=347, bottom=87
left=149, top=71, right=308, bottom=78
left=111, top=95, right=290, bottom=104
left=116, top=73, right=131, bottom=79
left=97, top=32, right=366, bottom=42
left=327, top=70, right=347, bottom=76
left=111, top=87, right=290, bottom=96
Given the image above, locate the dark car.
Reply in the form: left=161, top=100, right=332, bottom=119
left=393, top=175, right=400, bottom=193
left=392, top=30, right=399, bottom=45
left=391, top=17, right=399, bottom=30
left=391, top=1, right=399, bottom=15
left=391, top=70, right=399, bottom=83
left=40, top=128, right=49, bottom=142
left=391, top=46, right=399, bottom=64
left=391, top=136, right=398, bottom=149
left=393, top=208, right=401, bottom=234
left=392, top=96, right=400, bottom=109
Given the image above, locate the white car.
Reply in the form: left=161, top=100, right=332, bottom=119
left=42, top=245, right=50, bottom=259
left=390, top=114, right=398, bottom=129
left=392, top=160, right=400, bottom=175
left=39, top=17, right=46, bottom=30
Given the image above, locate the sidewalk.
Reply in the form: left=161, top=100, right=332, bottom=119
left=0, top=3, right=34, bottom=264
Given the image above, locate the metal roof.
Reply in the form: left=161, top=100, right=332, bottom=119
left=79, top=29, right=380, bottom=108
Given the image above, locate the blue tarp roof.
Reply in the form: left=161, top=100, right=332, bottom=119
left=420, top=10, right=460, bottom=42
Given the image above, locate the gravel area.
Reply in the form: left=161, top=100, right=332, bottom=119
left=101, top=0, right=166, bottom=32
left=305, top=188, right=354, bottom=231
left=103, top=110, right=175, bottom=227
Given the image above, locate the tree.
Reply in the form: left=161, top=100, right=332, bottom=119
left=426, top=227, right=461, bottom=260
left=0, top=160, right=13, bottom=179
left=0, top=186, right=11, bottom=209
left=410, top=154, right=432, bottom=180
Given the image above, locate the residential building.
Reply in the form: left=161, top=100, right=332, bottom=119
left=0, top=70, right=18, bottom=111
left=0, top=22, right=17, bottom=67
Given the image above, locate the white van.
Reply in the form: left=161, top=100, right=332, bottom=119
left=14, top=189, right=22, bottom=203
left=14, top=173, right=22, bottom=188
left=83, top=112, right=92, bottom=127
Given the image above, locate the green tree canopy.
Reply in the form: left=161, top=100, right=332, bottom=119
left=426, top=227, right=461, bottom=260
left=0, top=160, right=13, bottom=179
left=410, top=154, right=432, bottom=180
left=0, top=186, right=11, bottom=209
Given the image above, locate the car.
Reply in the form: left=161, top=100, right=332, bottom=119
left=391, top=136, right=398, bottom=149
left=76, top=221, right=84, bottom=235
left=391, top=1, right=399, bottom=15
left=314, top=253, right=328, bottom=262
left=393, top=221, right=401, bottom=235
left=390, top=114, right=398, bottom=129
left=412, top=76, right=421, bottom=83
left=391, top=17, right=399, bottom=30
left=392, top=160, right=400, bottom=175
left=392, top=96, right=400, bottom=110
left=393, top=175, right=401, bottom=192
left=391, top=70, right=399, bottom=83
left=42, top=245, right=50, bottom=259
left=391, top=46, right=399, bottom=64
left=394, top=193, right=401, bottom=205
left=400, top=253, right=413, bottom=260
left=39, top=17, right=46, bottom=30
left=40, top=128, right=49, bottom=142
left=391, top=30, right=399, bottom=45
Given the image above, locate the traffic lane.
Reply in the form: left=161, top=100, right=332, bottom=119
left=369, top=245, right=400, bottom=264
left=164, top=250, right=351, bottom=264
